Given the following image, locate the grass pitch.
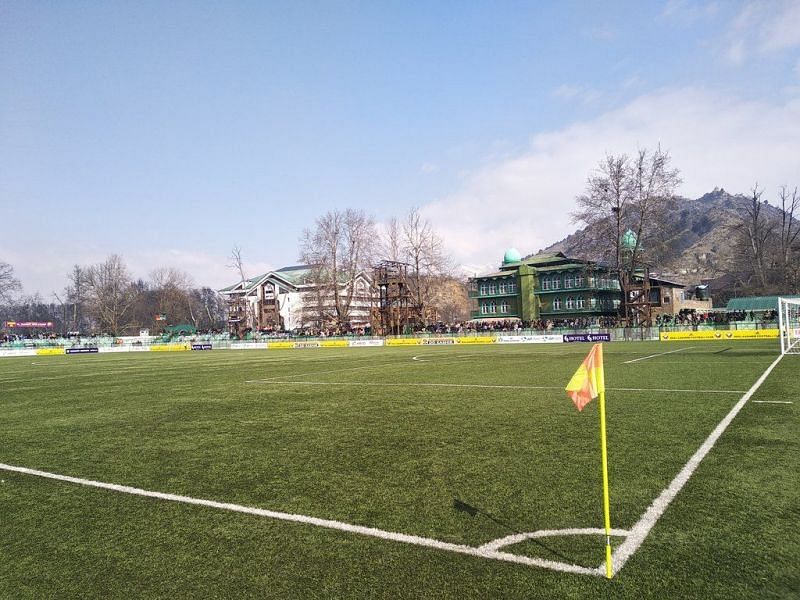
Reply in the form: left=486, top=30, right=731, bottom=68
left=1, top=341, right=797, bottom=598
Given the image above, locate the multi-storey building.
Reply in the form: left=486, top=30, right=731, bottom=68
left=219, top=265, right=373, bottom=334
left=468, top=250, right=622, bottom=323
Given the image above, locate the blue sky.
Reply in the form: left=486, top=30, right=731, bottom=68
left=2, top=1, right=799, bottom=295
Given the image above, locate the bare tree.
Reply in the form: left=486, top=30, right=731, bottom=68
left=227, top=244, right=256, bottom=331
left=150, top=267, right=195, bottom=326
left=300, top=209, right=377, bottom=330
left=574, top=147, right=681, bottom=319
left=776, top=185, right=800, bottom=292
left=0, top=261, right=22, bottom=305
left=83, top=254, right=139, bottom=335
left=728, top=185, right=775, bottom=291
left=400, top=208, right=453, bottom=324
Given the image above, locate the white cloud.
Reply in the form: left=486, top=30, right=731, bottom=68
left=725, top=0, right=800, bottom=63
left=421, top=87, right=800, bottom=271
left=661, top=0, right=720, bottom=24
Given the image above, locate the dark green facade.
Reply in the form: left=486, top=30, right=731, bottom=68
left=468, top=252, right=621, bottom=322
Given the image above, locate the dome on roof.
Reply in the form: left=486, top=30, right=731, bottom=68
left=621, top=229, right=638, bottom=251
left=503, top=248, right=522, bottom=264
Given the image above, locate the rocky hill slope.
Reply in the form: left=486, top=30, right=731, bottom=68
left=542, top=189, right=779, bottom=282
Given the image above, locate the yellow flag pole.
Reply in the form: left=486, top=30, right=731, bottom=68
left=598, top=386, right=613, bottom=579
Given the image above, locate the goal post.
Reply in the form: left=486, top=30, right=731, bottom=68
left=778, top=297, right=800, bottom=354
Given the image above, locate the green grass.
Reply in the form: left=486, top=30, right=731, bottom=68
left=0, top=341, right=797, bottom=598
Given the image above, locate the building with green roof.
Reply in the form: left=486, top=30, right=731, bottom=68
left=468, top=251, right=622, bottom=323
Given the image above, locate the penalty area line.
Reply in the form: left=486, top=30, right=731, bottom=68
left=623, top=346, right=696, bottom=364
left=610, top=352, right=785, bottom=576
left=0, top=462, right=600, bottom=577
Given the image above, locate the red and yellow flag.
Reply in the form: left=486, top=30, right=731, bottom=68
left=565, top=343, right=605, bottom=411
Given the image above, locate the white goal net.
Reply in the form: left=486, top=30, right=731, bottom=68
left=778, top=297, right=800, bottom=354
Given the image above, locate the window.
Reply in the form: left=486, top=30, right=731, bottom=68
left=566, top=296, right=575, bottom=309
left=480, top=283, right=488, bottom=295
left=577, top=296, right=585, bottom=309
left=574, top=274, right=584, bottom=287
left=480, top=303, right=488, bottom=314
left=541, top=277, right=550, bottom=290
left=488, top=283, right=496, bottom=295
left=613, top=299, right=621, bottom=309
left=499, top=281, right=506, bottom=294
left=499, top=300, right=509, bottom=313
left=552, top=277, right=561, bottom=290
left=508, top=281, right=517, bottom=293
left=565, top=275, right=574, bottom=289
left=553, top=297, right=562, bottom=310
left=488, top=301, right=497, bottom=314
left=588, top=275, right=595, bottom=288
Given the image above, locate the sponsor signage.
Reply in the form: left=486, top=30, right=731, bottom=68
left=294, top=341, right=321, bottom=349
left=320, top=340, right=349, bottom=348
left=563, top=333, right=612, bottom=343
left=66, top=347, right=99, bottom=354
left=4, top=321, right=54, bottom=328
left=660, top=329, right=779, bottom=341
left=454, top=337, right=496, bottom=345
left=496, top=335, right=563, bottom=344
left=421, top=338, right=456, bottom=345
left=231, top=342, right=267, bottom=350
left=266, top=341, right=295, bottom=349
left=385, top=338, right=422, bottom=346
left=349, top=339, right=385, bottom=347
left=0, top=349, right=37, bottom=357
left=151, top=344, right=189, bottom=352
left=35, top=348, right=65, bottom=356
left=191, top=343, right=213, bottom=351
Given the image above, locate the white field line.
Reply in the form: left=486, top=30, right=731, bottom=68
left=253, top=380, right=747, bottom=394
left=479, top=527, right=630, bottom=552
left=623, top=346, right=696, bottom=364
left=752, top=400, right=793, bottom=404
left=0, top=462, right=600, bottom=577
left=610, top=352, right=785, bottom=576
left=245, top=361, right=400, bottom=384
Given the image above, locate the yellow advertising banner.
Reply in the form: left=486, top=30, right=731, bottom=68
left=454, top=337, right=496, bottom=345
left=385, top=338, right=423, bottom=346
left=35, top=348, right=65, bottom=355
left=660, top=329, right=779, bottom=341
left=319, top=340, right=349, bottom=348
left=151, top=344, right=189, bottom=352
left=267, top=341, right=296, bottom=349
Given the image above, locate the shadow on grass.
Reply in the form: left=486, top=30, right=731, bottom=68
left=452, top=498, right=575, bottom=564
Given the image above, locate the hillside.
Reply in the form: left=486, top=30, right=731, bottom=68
left=542, top=189, right=777, bottom=282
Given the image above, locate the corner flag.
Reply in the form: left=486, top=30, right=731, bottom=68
left=565, top=343, right=614, bottom=579
left=565, top=343, right=605, bottom=411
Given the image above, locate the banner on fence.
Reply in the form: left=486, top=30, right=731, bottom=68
left=563, top=333, right=612, bottom=343
left=66, top=347, right=99, bottom=354
left=150, top=344, right=189, bottom=352
left=0, top=349, right=36, bottom=357
left=266, top=341, right=295, bottom=349
left=349, top=339, right=385, bottom=347
left=320, top=340, right=349, bottom=348
left=660, top=329, right=779, bottom=341
left=454, top=337, right=496, bottom=344
left=35, top=348, right=65, bottom=355
left=191, top=344, right=213, bottom=351
left=385, top=338, right=423, bottom=346
left=496, top=335, right=563, bottom=344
